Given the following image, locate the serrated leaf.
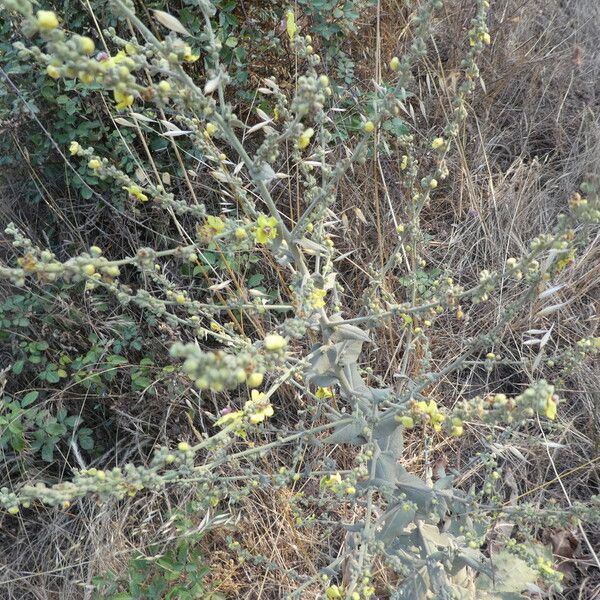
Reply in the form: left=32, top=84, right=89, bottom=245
left=374, top=413, right=402, bottom=447
left=419, top=523, right=452, bottom=548
left=395, top=567, right=430, bottom=600
left=252, top=163, right=275, bottom=183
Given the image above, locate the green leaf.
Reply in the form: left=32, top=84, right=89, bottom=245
left=45, top=421, right=67, bottom=436
left=247, top=273, right=264, bottom=288
left=21, top=391, right=39, bottom=407
left=79, top=434, right=94, bottom=450
left=65, top=415, right=81, bottom=427
left=395, top=566, right=430, bottom=599
left=41, top=441, right=55, bottom=462
left=12, top=360, right=25, bottom=375
left=43, top=370, right=61, bottom=383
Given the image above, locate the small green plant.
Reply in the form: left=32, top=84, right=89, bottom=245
left=92, top=519, right=224, bottom=600
left=0, top=391, right=94, bottom=461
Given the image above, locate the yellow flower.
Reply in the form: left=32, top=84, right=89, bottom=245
left=264, top=334, right=287, bottom=351
left=415, top=399, right=445, bottom=431
left=394, top=415, right=414, bottom=428
left=450, top=417, right=464, bottom=437
left=297, top=127, right=314, bottom=150
left=97, top=50, right=135, bottom=73
left=255, top=214, right=278, bottom=244
left=205, top=215, right=225, bottom=236
left=246, top=372, right=264, bottom=388
left=36, top=10, right=59, bottom=30
left=113, top=89, right=134, bottom=110
left=429, top=178, right=438, bottom=189
left=363, top=586, right=376, bottom=597
left=245, top=389, right=274, bottom=424
left=315, top=387, right=333, bottom=399
left=480, top=31, right=491, bottom=45
left=320, top=473, right=342, bottom=489
left=215, top=409, right=244, bottom=427
left=537, top=557, right=562, bottom=579
left=363, top=120, right=375, bottom=133
left=88, top=159, right=101, bottom=170
left=205, top=122, right=218, bottom=137
left=183, top=45, right=200, bottom=62
left=431, top=137, right=446, bottom=150
left=286, top=10, right=297, bottom=40
left=80, top=72, right=94, bottom=85
left=544, top=396, right=557, bottom=420
left=308, top=288, right=327, bottom=309
left=78, top=36, right=95, bottom=55
left=556, top=249, right=575, bottom=272
left=400, top=154, right=408, bottom=170
left=123, top=185, right=148, bottom=202
left=158, top=80, right=171, bottom=93
left=390, top=56, right=400, bottom=71
left=112, top=50, right=129, bottom=65
left=46, top=64, right=60, bottom=79
left=325, top=585, right=342, bottom=599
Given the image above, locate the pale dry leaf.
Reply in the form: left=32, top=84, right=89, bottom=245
left=152, top=9, right=191, bottom=36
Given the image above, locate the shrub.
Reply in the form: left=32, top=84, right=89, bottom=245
left=1, top=0, right=600, bottom=598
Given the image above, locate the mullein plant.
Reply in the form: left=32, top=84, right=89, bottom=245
left=1, top=0, right=600, bottom=597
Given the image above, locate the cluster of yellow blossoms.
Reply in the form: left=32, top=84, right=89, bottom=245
left=393, top=399, right=464, bottom=437
left=214, top=389, right=274, bottom=428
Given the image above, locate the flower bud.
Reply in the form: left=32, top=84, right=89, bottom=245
left=37, top=10, right=59, bottom=30
left=264, top=334, right=287, bottom=351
